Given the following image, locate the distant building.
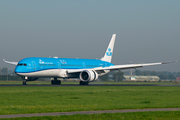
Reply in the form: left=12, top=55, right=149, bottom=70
left=130, top=77, right=136, bottom=81
left=176, top=77, right=180, bottom=81
left=124, top=76, right=160, bottom=81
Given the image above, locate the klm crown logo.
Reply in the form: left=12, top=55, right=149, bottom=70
left=106, top=48, right=112, bottom=56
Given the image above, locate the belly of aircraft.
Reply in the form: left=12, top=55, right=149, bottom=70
left=18, top=69, right=61, bottom=77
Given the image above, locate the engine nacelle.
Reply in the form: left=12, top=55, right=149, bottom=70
left=79, top=70, right=98, bottom=82
left=21, top=76, right=39, bottom=81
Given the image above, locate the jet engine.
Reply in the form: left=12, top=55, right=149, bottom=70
left=79, top=70, right=98, bottom=82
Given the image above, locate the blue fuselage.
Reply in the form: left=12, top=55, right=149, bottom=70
left=15, top=57, right=114, bottom=74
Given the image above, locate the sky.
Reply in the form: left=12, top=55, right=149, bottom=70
left=0, top=0, right=180, bottom=72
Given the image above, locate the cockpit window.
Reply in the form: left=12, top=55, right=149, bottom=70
left=18, top=63, right=27, bottom=66
left=18, top=63, right=23, bottom=66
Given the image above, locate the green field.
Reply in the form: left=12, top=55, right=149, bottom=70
left=0, top=86, right=180, bottom=115
left=1, top=111, right=180, bottom=120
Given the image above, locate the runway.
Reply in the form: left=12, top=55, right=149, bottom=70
left=0, top=108, right=180, bottom=118
left=0, top=84, right=180, bottom=87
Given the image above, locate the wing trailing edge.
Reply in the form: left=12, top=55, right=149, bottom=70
left=94, top=61, right=176, bottom=71
left=67, top=61, right=176, bottom=74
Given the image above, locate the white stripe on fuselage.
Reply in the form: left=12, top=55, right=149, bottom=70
left=16, top=69, right=63, bottom=77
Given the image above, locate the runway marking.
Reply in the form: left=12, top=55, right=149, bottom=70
left=0, top=108, right=180, bottom=118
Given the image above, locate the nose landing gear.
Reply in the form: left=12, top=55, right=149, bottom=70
left=22, top=76, right=28, bottom=85
left=22, top=80, right=27, bottom=85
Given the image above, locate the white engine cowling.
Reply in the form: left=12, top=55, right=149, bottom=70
left=79, top=70, right=98, bottom=82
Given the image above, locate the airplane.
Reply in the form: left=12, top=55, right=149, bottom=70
left=3, top=34, right=176, bottom=85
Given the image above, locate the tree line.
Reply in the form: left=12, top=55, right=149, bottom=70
left=99, top=70, right=180, bottom=81
left=0, top=67, right=8, bottom=75
left=0, top=67, right=16, bottom=75
left=0, top=67, right=21, bottom=81
left=135, top=70, right=180, bottom=80
left=99, top=71, right=124, bottom=82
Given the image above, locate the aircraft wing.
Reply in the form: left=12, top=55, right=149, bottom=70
left=67, top=61, right=176, bottom=73
left=3, top=59, right=18, bottom=65
left=94, top=61, right=176, bottom=71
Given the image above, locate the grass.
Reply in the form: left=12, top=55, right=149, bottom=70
left=1, top=111, right=180, bottom=120
left=0, top=86, right=180, bottom=115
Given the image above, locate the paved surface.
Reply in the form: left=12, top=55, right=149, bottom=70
left=0, top=84, right=180, bottom=87
left=0, top=108, right=180, bottom=118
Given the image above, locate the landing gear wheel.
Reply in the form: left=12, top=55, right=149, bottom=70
left=22, top=80, right=27, bottom=85
left=51, top=80, right=61, bottom=85
left=80, top=81, right=89, bottom=85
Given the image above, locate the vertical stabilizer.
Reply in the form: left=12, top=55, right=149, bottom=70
left=101, top=34, right=116, bottom=63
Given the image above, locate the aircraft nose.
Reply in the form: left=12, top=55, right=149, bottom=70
left=15, top=67, right=21, bottom=74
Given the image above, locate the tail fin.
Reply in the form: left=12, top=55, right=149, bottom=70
left=101, top=34, right=116, bottom=63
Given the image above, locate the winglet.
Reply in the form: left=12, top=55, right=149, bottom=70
left=101, top=34, right=116, bottom=63
left=162, top=60, right=177, bottom=64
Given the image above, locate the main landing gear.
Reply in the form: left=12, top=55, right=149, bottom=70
left=79, top=81, right=89, bottom=85
left=51, top=78, right=61, bottom=85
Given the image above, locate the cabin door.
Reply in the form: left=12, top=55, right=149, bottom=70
left=58, top=63, right=61, bottom=69
left=83, top=62, right=86, bottom=68
left=32, top=61, right=36, bottom=71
